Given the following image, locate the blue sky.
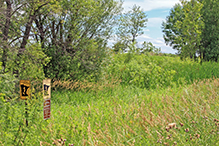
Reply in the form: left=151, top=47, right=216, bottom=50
left=121, top=0, right=182, bottom=53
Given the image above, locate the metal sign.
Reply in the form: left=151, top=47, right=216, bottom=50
left=43, top=79, right=51, bottom=120
left=43, top=99, right=51, bottom=120
left=43, top=79, right=51, bottom=99
left=20, top=80, right=31, bottom=100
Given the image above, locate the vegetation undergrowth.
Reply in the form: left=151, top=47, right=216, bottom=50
left=0, top=54, right=219, bottom=145
left=1, top=0, right=219, bottom=145
left=102, top=53, right=219, bottom=89
left=0, top=76, right=218, bottom=145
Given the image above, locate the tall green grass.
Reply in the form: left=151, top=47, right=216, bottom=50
left=150, top=55, right=219, bottom=84
left=1, top=78, right=218, bottom=145
left=102, top=53, right=219, bottom=89
left=0, top=54, right=219, bottom=145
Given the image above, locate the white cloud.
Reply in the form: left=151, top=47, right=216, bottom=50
left=137, top=34, right=177, bottom=53
left=147, top=17, right=165, bottom=27
left=138, top=34, right=151, bottom=40
left=123, top=0, right=181, bottom=12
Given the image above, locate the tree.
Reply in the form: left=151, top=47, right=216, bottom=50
left=41, top=0, right=123, bottom=80
left=114, top=4, right=148, bottom=52
left=141, top=41, right=161, bottom=54
left=162, top=4, right=185, bottom=52
left=175, top=0, right=204, bottom=59
left=200, top=0, right=219, bottom=62
left=162, top=0, right=204, bottom=60
left=0, top=0, right=61, bottom=80
left=0, top=0, right=12, bottom=73
left=0, top=0, right=123, bottom=81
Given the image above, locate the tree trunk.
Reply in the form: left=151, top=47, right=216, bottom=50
left=2, top=0, right=11, bottom=73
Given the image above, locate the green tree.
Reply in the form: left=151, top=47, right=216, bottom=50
left=175, top=0, right=204, bottom=59
left=162, top=0, right=204, bottom=60
left=200, top=0, right=219, bottom=62
left=41, top=0, right=123, bottom=80
left=0, top=0, right=123, bottom=82
left=114, top=4, right=148, bottom=52
left=0, top=0, right=56, bottom=79
left=140, top=41, right=161, bottom=54
left=162, top=4, right=185, bottom=52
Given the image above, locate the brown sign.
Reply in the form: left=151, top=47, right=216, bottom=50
left=20, top=80, right=31, bottom=100
left=43, top=99, right=51, bottom=120
left=43, top=79, right=51, bottom=99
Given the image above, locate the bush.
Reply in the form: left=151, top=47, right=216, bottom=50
left=0, top=62, right=18, bottom=99
left=101, top=52, right=219, bottom=89
left=102, top=53, right=176, bottom=89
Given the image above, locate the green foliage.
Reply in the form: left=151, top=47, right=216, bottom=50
left=113, top=4, right=148, bottom=52
left=200, top=0, right=219, bottom=61
left=162, top=0, right=204, bottom=60
left=42, top=0, right=123, bottom=81
left=0, top=54, right=219, bottom=145
left=0, top=94, right=44, bottom=145
left=0, top=73, right=18, bottom=99
left=140, top=41, right=161, bottom=54
left=6, top=43, right=50, bottom=81
left=0, top=0, right=123, bottom=83
left=44, top=39, right=105, bottom=81
left=162, top=4, right=184, bottom=51
left=0, top=62, right=18, bottom=99
left=163, top=0, right=219, bottom=61
left=1, top=76, right=218, bottom=145
left=175, top=0, right=204, bottom=59
left=102, top=53, right=176, bottom=89
left=150, top=55, right=219, bottom=84
left=102, top=53, right=219, bottom=89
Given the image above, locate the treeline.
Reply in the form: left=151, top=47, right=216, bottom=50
left=0, top=0, right=123, bottom=82
left=1, top=0, right=219, bottom=91
left=162, top=0, right=219, bottom=62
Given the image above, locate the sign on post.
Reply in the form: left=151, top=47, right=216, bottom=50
left=43, top=79, right=51, bottom=120
left=43, top=79, right=51, bottom=99
left=43, top=99, right=51, bottom=120
left=20, top=80, right=31, bottom=100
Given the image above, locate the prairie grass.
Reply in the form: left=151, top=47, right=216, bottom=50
left=0, top=55, right=219, bottom=145
left=0, top=77, right=218, bottom=145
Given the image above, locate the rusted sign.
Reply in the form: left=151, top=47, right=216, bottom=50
left=43, top=98, right=51, bottom=120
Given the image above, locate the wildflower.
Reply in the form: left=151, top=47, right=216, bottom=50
left=176, top=126, right=180, bottom=130
left=164, top=142, right=168, bottom=145
left=180, top=122, right=184, bottom=127
left=168, top=123, right=176, bottom=129
left=185, top=128, right=189, bottom=132
left=191, top=121, right=196, bottom=124
left=166, top=127, right=169, bottom=132
left=195, top=133, right=200, bottom=138
left=166, top=134, right=172, bottom=139
left=157, top=140, right=162, bottom=144
left=214, top=118, right=219, bottom=122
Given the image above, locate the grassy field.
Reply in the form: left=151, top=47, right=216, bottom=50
left=0, top=55, right=219, bottom=145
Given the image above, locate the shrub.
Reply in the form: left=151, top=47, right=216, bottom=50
left=102, top=53, right=176, bottom=89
